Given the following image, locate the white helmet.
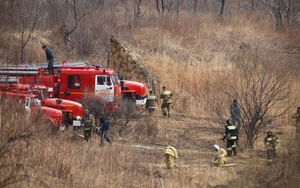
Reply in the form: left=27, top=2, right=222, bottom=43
left=213, top=145, right=220, bottom=150
left=76, top=116, right=81, bottom=120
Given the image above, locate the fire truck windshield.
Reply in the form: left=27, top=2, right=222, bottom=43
left=42, top=89, right=49, bottom=99
left=32, top=90, right=42, bottom=100
left=112, top=75, right=119, bottom=85
left=32, top=89, right=48, bottom=100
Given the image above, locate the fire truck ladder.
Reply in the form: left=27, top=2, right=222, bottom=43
left=0, top=61, right=90, bottom=83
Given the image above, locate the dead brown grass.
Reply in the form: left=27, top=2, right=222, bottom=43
left=1, top=1, right=300, bottom=187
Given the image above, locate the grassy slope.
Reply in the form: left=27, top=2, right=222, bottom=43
left=1, top=3, right=300, bottom=187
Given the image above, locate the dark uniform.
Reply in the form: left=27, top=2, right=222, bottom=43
left=43, top=46, right=54, bottom=75
left=230, top=100, right=241, bottom=130
left=100, top=115, right=111, bottom=145
left=264, top=131, right=279, bottom=165
left=146, top=92, right=157, bottom=118
left=81, top=114, right=95, bottom=142
left=160, top=87, right=172, bottom=117
left=223, top=119, right=238, bottom=156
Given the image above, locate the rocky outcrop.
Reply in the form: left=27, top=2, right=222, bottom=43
left=108, top=36, right=160, bottom=95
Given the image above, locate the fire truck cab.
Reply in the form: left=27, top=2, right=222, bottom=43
left=0, top=91, right=63, bottom=127
left=55, top=66, right=122, bottom=103
left=0, top=83, right=83, bottom=124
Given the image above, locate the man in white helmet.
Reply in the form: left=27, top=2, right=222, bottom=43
left=211, top=145, right=228, bottom=167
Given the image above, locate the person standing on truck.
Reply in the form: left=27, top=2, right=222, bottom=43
left=42, top=45, right=54, bottom=75
left=146, top=91, right=157, bottom=119
left=81, top=109, right=95, bottom=142
left=99, top=113, right=112, bottom=146
left=160, top=86, right=172, bottom=117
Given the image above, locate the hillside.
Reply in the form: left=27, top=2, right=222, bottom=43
left=0, top=0, right=300, bottom=187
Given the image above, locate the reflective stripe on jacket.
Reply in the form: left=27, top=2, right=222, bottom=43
left=224, top=125, right=238, bottom=140
left=146, top=95, right=157, bottom=108
left=160, top=91, right=172, bottom=104
left=264, top=135, right=279, bottom=150
left=82, top=114, right=95, bottom=130
left=292, top=113, right=300, bottom=126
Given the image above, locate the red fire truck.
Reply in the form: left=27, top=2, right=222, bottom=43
left=0, top=91, right=62, bottom=127
left=0, top=62, right=147, bottom=112
left=0, top=83, right=83, bottom=124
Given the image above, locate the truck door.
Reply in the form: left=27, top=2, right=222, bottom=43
left=25, top=97, right=31, bottom=118
left=95, top=75, right=114, bottom=102
left=25, top=97, right=31, bottom=109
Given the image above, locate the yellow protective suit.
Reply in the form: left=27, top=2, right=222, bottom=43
left=164, top=146, right=178, bottom=169
left=211, top=148, right=228, bottom=167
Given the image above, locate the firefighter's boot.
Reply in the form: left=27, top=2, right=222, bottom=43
left=227, top=150, right=232, bottom=156
left=233, top=147, right=237, bottom=156
left=162, top=109, right=168, bottom=117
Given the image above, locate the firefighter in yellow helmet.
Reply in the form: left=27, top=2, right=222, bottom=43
left=160, top=86, right=172, bottom=117
left=164, top=146, right=178, bottom=169
left=211, top=145, right=228, bottom=167
left=292, top=107, right=300, bottom=139
left=146, top=91, right=157, bottom=118
left=264, top=130, right=279, bottom=165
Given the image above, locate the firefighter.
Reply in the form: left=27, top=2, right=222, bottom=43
left=230, top=100, right=241, bottom=130
left=222, top=119, right=238, bottom=156
left=99, top=113, right=112, bottom=146
left=146, top=91, right=157, bottom=118
left=164, top=146, right=178, bottom=169
left=292, top=107, right=300, bottom=139
left=42, top=45, right=54, bottom=75
left=264, top=130, right=279, bottom=165
left=160, top=86, right=172, bottom=117
left=211, top=145, right=228, bottom=167
left=81, top=109, right=95, bottom=142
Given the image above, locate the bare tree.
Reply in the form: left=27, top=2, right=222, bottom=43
left=161, top=0, right=165, bottom=13
left=64, top=0, right=104, bottom=46
left=212, top=61, right=294, bottom=149
left=194, top=0, right=198, bottom=13
left=155, top=0, right=161, bottom=13
left=17, top=2, right=40, bottom=63
left=176, top=0, right=180, bottom=15
left=219, top=0, right=225, bottom=19
left=134, top=0, right=143, bottom=18
left=251, top=0, right=255, bottom=10
left=258, top=0, right=300, bottom=29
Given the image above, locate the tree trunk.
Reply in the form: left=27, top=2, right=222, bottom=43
left=156, top=0, right=160, bottom=13
left=161, top=0, right=165, bottom=13
left=219, top=0, right=225, bottom=19
left=21, top=29, right=24, bottom=63
left=194, top=0, right=198, bottom=13
left=176, top=0, right=180, bottom=15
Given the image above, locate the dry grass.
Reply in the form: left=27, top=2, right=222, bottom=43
left=1, top=1, right=300, bottom=187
